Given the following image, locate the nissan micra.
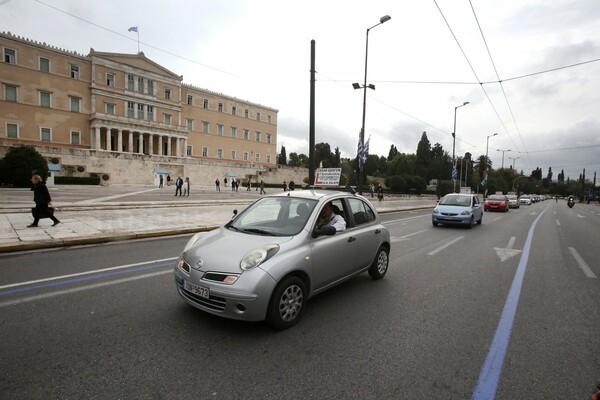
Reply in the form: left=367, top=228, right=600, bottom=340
left=174, top=190, right=391, bottom=329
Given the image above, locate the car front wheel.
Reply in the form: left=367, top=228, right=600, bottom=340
left=266, top=276, right=306, bottom=330
left=368, top=246, right=389, bottom=280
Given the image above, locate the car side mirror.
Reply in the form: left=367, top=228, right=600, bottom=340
left=312, top=225, right=337, bottom=238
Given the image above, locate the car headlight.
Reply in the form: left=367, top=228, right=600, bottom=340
left=432, top=207, right=439, bottom=214
left=460, top=210, right=472, bottom=215
left=240, top=244, right=280, bottom=271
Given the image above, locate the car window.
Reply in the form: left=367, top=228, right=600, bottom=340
left=347, top=198, right=375, bottom=226
left=232, top=197, right=317, bottom=236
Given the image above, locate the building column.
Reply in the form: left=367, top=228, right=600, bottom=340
left=176, top=138, right=182, bottom=157
left=183, top=138, right=188, bottom=157
left=106, top=128, right=112, bottom=151
left=117, top=130, right=123, bottom=152
left=148, top=134, right=154, bottom=155
left=167, top=135, right=172, bottom=157
left=139, top=132, right=144, bottom=154
left=95, top=127, right=101, bottom=150
left=128, top=131, right=133, bottom=153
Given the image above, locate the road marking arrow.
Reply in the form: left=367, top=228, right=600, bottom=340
left=392, top=229, right=427, bottom=242
left=494, top=236, right=522, bottom=262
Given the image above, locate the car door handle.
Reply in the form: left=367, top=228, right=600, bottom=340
left=375, top=229, right=381, bottom=234
left=348, top=237, right=356, bottom=242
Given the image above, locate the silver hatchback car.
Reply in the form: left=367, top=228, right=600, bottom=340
left=432, top=193, right=483, bottom=228
left=174, top=190, right=391, bottom=329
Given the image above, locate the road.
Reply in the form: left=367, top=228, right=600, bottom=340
left=0, top=200, right=598, bottom=399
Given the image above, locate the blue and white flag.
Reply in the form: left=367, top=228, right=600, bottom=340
left=128, top=26, right=138, bottom=33
left=357, top=136, right=370, bottom=169
left=481, top=172, right=488, bottom=187
left=452, top=164, right=458, bottom=181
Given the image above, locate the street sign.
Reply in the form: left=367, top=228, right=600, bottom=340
left=314, top=168, right=342, bottom=186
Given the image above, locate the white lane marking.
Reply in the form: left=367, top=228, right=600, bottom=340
left=428, top=236, right=464, bottom=256
left=556, top=219, right=561, bottom=226
left=494, top=236, right=522, bottom=262
left=75, top=188, right=160, bottom=204
left=392, top=229, right=428, bottom=242
left=0, top=257, right=178, bottom=290
left=576, top=214, right=585, bottom=218
left=385, top=214, right=429, bottom=226
left=568, top=247, right=597, bottom=279
left=0, top=270, right=172, bottom=307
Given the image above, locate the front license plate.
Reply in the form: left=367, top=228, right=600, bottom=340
left=184, top=280, right=210, bottom=299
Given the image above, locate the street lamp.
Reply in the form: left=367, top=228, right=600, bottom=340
left=508, top=156, right=520, bottom=170
left=452, top=101, right=469, bottom=192
left=486, top=133, right=498, bottom=160
left=497, top=149, right=511, bottom=169
left=352, top=14, right=391, bottom=194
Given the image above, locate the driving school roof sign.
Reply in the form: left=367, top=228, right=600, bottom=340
left=314, top=168, right=342, bottom=186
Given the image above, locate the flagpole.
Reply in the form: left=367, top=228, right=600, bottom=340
left=137, top=27, right=140, bottom=53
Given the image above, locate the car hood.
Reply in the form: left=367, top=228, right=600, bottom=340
left=183, top=227, right=295, bottom=273
left=435, top=205, right=473, bottom=214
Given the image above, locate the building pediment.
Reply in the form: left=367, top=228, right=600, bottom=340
left=89, top=49, right=182, bottom=80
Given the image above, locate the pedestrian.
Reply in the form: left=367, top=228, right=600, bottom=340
left=370, top=184, right=375, bottom=198
left=231, top=178, right=236, bottom=192
left=166, top=174, right=171, bottom=186
left=377, top=185, right=384, bottom=202
left=28, top=174, right=61, bottom=227
left=159, top=175, right=164, bottom=188
left=182, top=177, right=190, bottom=196
left=175, top=176, right=183, bottom=196
left=246, top=180, right=251, bottom=191
left=215, top=178, right=220, bottom=192
left=224, top=177, right=228, bottom=187
left=289, top=181, right=295, bottom=191
left=283, top=180, right=288, bottom=191
left=260, top=179, right=266, bottom=194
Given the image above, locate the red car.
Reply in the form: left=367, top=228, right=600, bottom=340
left=484, top=194, right=509, bottom=212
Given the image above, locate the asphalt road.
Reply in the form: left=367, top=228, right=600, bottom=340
left=0, top=201, right=598, bottom=399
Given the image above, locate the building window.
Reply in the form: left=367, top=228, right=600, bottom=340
left=187, top=145, right=193, bottom=156
left=6, top=123, right=18, bottom=139
left=3, top=48, right=16, bottom=64
left=231, top=127, right=237, bottom=138
left=106, top=73, right=115, bottom=86
left=41, top=127, right=51, bottom=142
left=137, top=103, right=144, bottom=119
left=127, top=101, right=134, bottom=117
left=255, top=153, right=260, bottom=162
left=137, top=77, right=144, bottom=93
left=244, top=109, right=249, bottom=118
left=266, top=134, right=272, bottom=144
left=217, top=124, right=224, bottom=136
left=232, top=105, right=237, bottom=115
left=243, top=129, right=249, bottom=140
left=4, top=84, right=17, bottom=102
left=187, top=95, right=193, bottom=105
left=218, top=102, right=223, bottom=112
left=243, top=152, right=249, bottom=161
left=268, top=115, right=272, bottom=123
left=105, top=103, right=116, bottom=115
left=39, top=57, right=50, bottom=73
left=164, top=88, right=171, bottom=100
left=231, top=150, right=237, bottom=160
left=202, top=121, right=209, bottom=133
left=202, top=147, right=208, bottom=157
left=203, top=98, right=209, bottom=109
left=127, top=74, right=134, bottom=91
left=70, top=64, right=79, bottom=79
left=147, top=105, right=154, bottom=121
left=71, top=131, right=80, bottom=145
left=217, top=149, right=223, bottom=159
left=186, top=118, right=193, bottom=130
left=256, top=112, right=261, bottom=121
left=255, top=132, right=261, bottom=142
left=266, top=154, right=271, bottom=163
left=147, top=80, right=154, bottom=95
left=69, top=96, right=80, bottom=112
left=164, top=114, right=172, bottom=124
left=39, top=91, right=51, bottom=108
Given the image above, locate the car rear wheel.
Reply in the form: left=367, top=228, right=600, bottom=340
left=368, top=246, right=389, bottom=280
left=266, top=276, right=306, bottom=330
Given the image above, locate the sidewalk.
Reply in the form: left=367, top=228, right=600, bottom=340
left=0, top=186, right=436, bottom=254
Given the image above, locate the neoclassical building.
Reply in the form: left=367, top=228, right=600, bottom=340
left=0, top=31, right=295, bottom=185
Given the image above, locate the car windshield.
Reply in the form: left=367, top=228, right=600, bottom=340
left=439, top=195, right=471, bottom=207
left=488, top=195, right=505, bottom=200
left=227, top=197, right=318, bottom=236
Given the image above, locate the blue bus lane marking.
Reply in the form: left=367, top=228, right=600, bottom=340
left=472, top=207, right=548, bottom=400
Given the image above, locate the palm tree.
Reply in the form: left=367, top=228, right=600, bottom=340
left=473, top=155, right=492, bottom=181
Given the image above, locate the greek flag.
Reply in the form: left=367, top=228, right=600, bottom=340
left=128, top=26, right=138, bottom=33
left=481, top=172, right=488, bottom=187
left=452, top=164, right=458, bottom=181
left=357, top=136, right=370, bottom=169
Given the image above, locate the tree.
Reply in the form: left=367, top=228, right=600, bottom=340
left=415, top=132, right=431, bottom=181
left=387, top=144, right=398, bottom=161
left=546, top=167, right=552, bottom=181
left=473, top=155, right=492, bottom=181
left=0, top=145, right=48, bottom=187
left=315, top=143, right=335, bottom=168
left=288, top=152, right=309, bottom=168
left=277, top=146, right=287, bottom=165
left=558, top=169, right=565, bottom=183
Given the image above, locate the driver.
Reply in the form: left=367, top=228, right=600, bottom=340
left=317, top=202, right=346, bottom=231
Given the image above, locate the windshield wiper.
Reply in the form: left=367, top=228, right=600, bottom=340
left=241, top=228, right=276, bottom=236
left=227, top=225, right=243, bottom=232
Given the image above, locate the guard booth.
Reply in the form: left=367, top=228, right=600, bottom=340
left=153, top=167, right=170, bottom=187
left=224, top=171, right=237, bottom=187
left=46, top=163, right=61, bottom=186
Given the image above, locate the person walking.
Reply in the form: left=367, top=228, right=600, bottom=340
left=260, top=179, right=266, bottom=194
left=215, top=178, right=220, bottom=192
left=182, top=178, right=189, bottom=196
left=166, top=174, right=171, bottom=186
left=28, top=174, right=60, bottom=227
left=184, top=177, right=191, bottom=196
left=159, top=175, right=164, bottom=188
left=175, top=176, right=183, bottom=196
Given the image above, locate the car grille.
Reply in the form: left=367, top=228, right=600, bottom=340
left=179, top=284, right=226, bottom=311
left=441, top=212, right=459, bottom=216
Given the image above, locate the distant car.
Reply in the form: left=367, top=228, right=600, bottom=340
left=519, top=195, right=532, bottom=205
left=484, top=194, right=509, bottom=212
left=174, top=190, right=391, bottom=329
left=432, top=193, right=483, bottom=228
left=506, top=194, right=520, bottom=209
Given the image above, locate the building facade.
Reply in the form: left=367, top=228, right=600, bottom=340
left=0, top=32, right=293, bottom=185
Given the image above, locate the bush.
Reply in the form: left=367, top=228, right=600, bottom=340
left=0, top=146, right=48, bottom=187
left=55, top=176, right=101, bottom=185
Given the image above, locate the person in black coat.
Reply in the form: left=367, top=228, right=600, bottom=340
left=28, top=174, right=60, bottom=227
left=175, top=176, right=183, bottom=196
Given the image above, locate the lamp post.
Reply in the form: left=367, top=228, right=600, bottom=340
left=497, top=149, right=511, bottom=169
left=352, top=14, right=391, bottom=195
left=508, top=156, right=520, bottom=170
left=486, top=133, right=498, bottom=161
left=452, top=101, right=469, bottom=192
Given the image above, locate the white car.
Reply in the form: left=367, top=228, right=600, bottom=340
left=519, top=195, right=532, bottom=205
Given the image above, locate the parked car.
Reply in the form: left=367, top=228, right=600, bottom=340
left=484, top=194, right=510, bottom=212
left=174, top=190, right=391, bottom=329
left=506, top=194, right=520, bottom=208
left=519, top=195, right=532, bottom=205
left=432, top=193, right=483, bottom=228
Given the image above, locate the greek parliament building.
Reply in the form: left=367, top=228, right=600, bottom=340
left=0, top=32, right=305, bottom=186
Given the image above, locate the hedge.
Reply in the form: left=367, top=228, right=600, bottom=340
left=55, top=176, right=101, bottom=185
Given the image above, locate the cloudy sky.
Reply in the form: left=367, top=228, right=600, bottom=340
left=3, top=0, right=599, bottom=181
